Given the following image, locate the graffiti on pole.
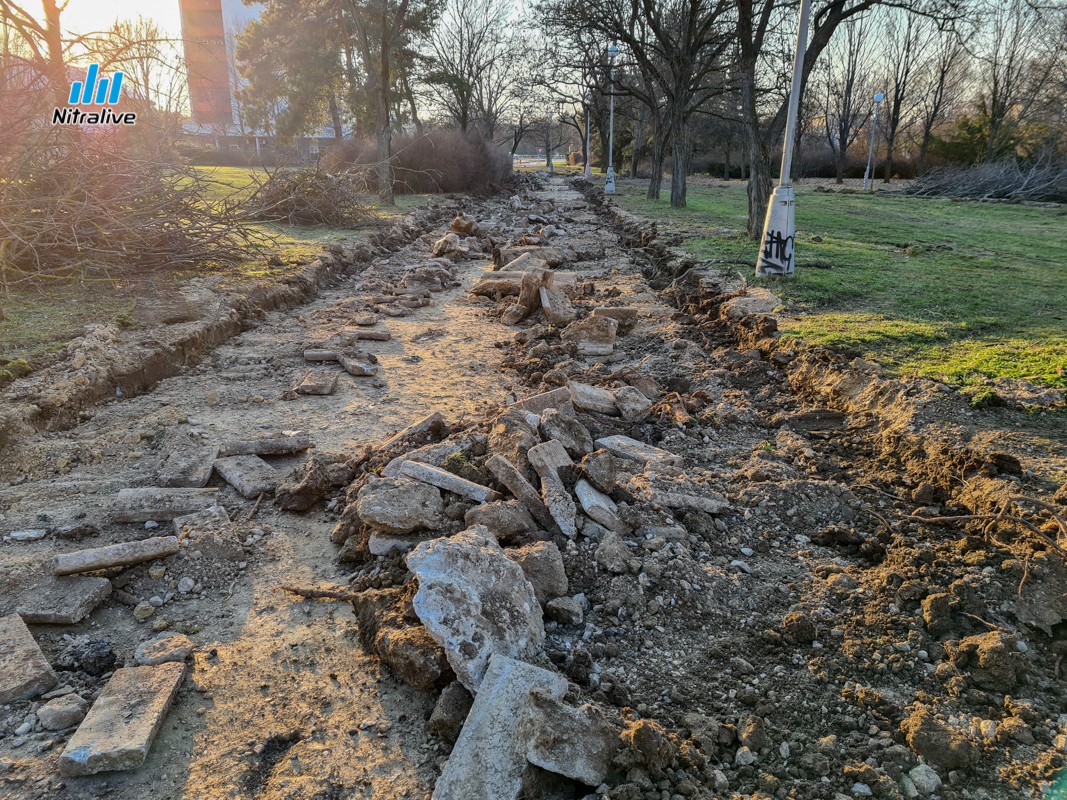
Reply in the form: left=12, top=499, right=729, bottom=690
left=760, top=228, right=794, bottom=274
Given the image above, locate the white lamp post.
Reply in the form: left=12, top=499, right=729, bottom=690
left=547, top=104, right=555, bottom=175
left=583, top=91, right=593, bottom=180
left=605, top=43, right=619, bottom=193
left=756, top=0, right=811, bottom=277
left=863, top=92, right=884, bottom=191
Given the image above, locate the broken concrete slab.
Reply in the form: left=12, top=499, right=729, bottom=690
left=339, top=353, right=378, bottom=376
left=498, top=244, right=566, bottom=268
left=213, top=455, right=278, bottom=498
left=111, top=487, right=219, bottom=523
left=613, top=386, right=653, bottom=422
left=406, top=526, right=545, bottom=691
left=59, top=662, right=185, bottom=777
left=625, top=470, right=730, bottom=514
left=382, top=440, right=469, bottom=478
left=527, top=441, right=577, bottom=539
left=292, top=370, right=338, bottom=396
left=507, top=387, right=574, bottom=415
left=378, top=412, right=446, bottom=458
left=173, top=505, right=231, bottom=539
left=593, top=435, right=683, bottom=467
left=568, top=382, right=618, bottom=416
left=0, top=614, right=59, bottom=703
left=508, top=541, right=568, bottom=603
left=51, top=536, right=181, bottom=576
left=134, top=634, right=193, bottom=666
left=464, top=500, right=537, bottom=542
left=355, top=476, right=444, bottom=534
left=581, top=450, right=618, bottom=494
left=218, top=431, right=312, bottom=457
left=485, top=455, right=554, bottom=531
left=574, top=478, right=629, bottom=534
left=562, top=315, right=618, bottom=357
left=527, top=695, right=620, bottom=787
left=399, top=460, right=503, bottom=503
left=539, top=285, right=576, bottom=326
left=489, top=408, right=541, bottom=482
left=432, top=654, right=567, bottom=800
left=155, top=438, right=219, bottom=489
left=539, top=409, right=593, bottom=458
left=591, top=305, right=639, bottom=332
left=16, top=576, right=112, bottom=625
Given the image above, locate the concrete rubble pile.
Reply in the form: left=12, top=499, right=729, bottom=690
left=325, top=199, right=731, bottom=798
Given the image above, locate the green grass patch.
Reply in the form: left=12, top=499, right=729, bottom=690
left=616, top=182, right=1067, bottom=388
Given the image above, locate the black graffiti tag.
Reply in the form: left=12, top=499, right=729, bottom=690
left=762, top=229, right=794, bottom=272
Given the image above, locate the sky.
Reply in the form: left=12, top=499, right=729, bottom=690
left=47, top=0, right=260, bottom=38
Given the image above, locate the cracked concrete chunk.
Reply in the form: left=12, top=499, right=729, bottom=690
left=568, top=382, right=618, bottom=415
left=292, top=369, right=338, bottom=396
left=356, top=476, right=444, bottom=534
left=110, top=487, right=219, bottom=523
left=527, top=694, right=620, bottom=786
left=134, top=634, right=194, bottom=666
left=508, top=541, right=568, bottom=603
left=213, top=455, right=278, bottom=498
left=574, top=478, right=629, bottom=534
left=407, top=526, right=545, bottom=691
left=432, top=654, right=567, bottom=800
left=16, top=576, right=112, bottom=625
left=155, top=436, right=218, bottom=488
left=399, top=460, right=502, bottom=503
left=507, top=386, right=573, bottom=415
left=59, top=662, right=185, bottom=776
left=0, top=614, right=58, bottom=703
left=485, top=455, right=554, bottom=530
left=538, top=409, right=593, bottom=458
left=593, top=435, right=682, bottom=467
left=613, top=385, right=653, bottom=422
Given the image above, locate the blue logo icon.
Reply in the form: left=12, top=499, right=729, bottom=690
left=68, top=64, right=124, bottom=105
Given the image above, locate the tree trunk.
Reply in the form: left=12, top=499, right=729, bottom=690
left=329, top=94, right=343, bottom=141
left=741, top=57, right=771, bottom=238
left=883, top=136, right=894, bottom=182
left=835, top=154, right=845, bottom=183
left=917, top=127, right=933, bottom=176
left=647, top=123, right=665, bottom=200
left=668, top=102, right=690, bottom=208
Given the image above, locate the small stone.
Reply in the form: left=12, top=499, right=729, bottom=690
left=734, top=746, right=757, bottom=766
left=908, top=764, right=942, bottom=795
left=177, top=577, right=195, bottom=594
left=38, top=694, right=88, bottom=731
left=851, top=783, right=873, bottom=797
left=545, top=596, right=583, bottom=625
left=595, top=532, right=631, bottom=574
left=133, top=602, right=155, bottom=622
left=148, top=565, right=166, bottom=580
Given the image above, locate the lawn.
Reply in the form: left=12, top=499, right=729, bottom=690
left=0, top=166, right=428, bottom=368
left=615, top=181, right=1067, bottom=389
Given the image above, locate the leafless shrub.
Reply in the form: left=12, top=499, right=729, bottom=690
left=241, top=163, right=374, bottom=226
left=906, top=158, right=1067, bottom=202
left=0, top=128, right=267, bottom=295
left=329, top=130, right=512, bottom=195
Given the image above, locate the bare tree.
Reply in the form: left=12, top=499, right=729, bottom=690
left=818, top=15, right=873, bottom=183
left=912, top=21, right=968, bottom=174
left=877, top=8, right=925, bottom=181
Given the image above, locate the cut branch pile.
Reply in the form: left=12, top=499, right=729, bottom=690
left=907, top=158, right=1067, bottom=203
left=241, top=163, right=375, bottom=227
left=0, top=129, right=267, bottom=295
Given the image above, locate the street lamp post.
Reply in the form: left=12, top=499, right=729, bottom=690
left=547, top=105, right=555, bottom=175
left=863, top=92, right=884, bottom=191
left=755, top=0, right=811, bottom=277
left=583, top=91, right=593, bottom=180
left=605, top=43, right=619, bottom=194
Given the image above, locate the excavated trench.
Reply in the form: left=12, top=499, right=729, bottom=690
left=0, top=177, right=1064, bottom=800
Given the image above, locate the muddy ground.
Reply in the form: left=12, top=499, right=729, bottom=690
left=0, top=177, right=1064, bottom=800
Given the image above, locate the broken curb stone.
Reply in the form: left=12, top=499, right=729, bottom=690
left=111, top=488, right=219, bottom=523
left=51, top=536, right=180, bottom=576
left=16, top=576, right=112, bottom=624
left=399, top=460, right=502, bottom=503
left=0, top=614, right=58, bottom=703
left=213, top=454, right=278, bottom=498
left=59, top=662, right=185, bottom=776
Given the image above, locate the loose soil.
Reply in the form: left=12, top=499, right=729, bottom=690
left=0, top=178, right=1064, bottom=800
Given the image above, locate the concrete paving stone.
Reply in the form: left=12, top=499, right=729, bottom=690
left=59, top=662, right=185, bottom=776
left=0, top=614, right=58, bottom=703
left=16, top=576, right=112, bottom=625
